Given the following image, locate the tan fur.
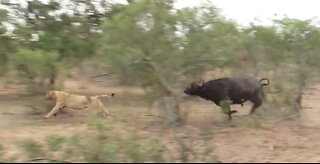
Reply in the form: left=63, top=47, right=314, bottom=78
left=43, top=90, right=114, bottom=119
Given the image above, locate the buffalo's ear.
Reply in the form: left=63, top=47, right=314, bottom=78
left=190, top=82, right=197, bottom=88
left=190, top=82, right=200, bottom=89
left=189, top=82, right=199, bottom=90
left=198, top=79, right=205, bottom=87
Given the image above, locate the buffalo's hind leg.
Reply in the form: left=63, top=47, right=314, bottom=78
left=249, top=95, right=262, bottom=115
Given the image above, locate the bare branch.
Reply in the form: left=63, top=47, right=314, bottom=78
left=26, top=158, right=74, bottom=163
left=91, top=73, right=111, bottom=78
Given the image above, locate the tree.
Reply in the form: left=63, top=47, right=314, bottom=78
left=98, top=0, right=240, bottom=124
left=241, top=17, right=320, bottom=118
left=0, top=8, right=16, bottom=74
left=1, top=0, right=128, bottom=90
left=9, top=49, right=59, bottom=93
left=273, top=18, right=320, bottom=111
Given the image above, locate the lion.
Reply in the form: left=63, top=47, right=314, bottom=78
left=43, top=90, right=115, bottom=119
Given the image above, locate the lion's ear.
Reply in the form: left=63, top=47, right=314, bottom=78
left=52, top=91, right=58, bottom=98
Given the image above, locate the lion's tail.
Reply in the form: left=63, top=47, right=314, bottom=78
left=95, top=93, right=115, bottom=99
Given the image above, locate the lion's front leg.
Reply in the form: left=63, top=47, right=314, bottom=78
left=43, top=103, right=63, bottom=119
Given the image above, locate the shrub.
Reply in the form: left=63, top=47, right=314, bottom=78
left=14, top=118, right=166, bottom=163
left=18, top=139, right=46, bottom=159
left=8, top=48, right=64, bottom=94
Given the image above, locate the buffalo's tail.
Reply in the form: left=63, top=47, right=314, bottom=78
left=260, top=78, right=270, bottom=87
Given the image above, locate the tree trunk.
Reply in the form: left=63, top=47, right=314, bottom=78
left=49, top=71, right=56, bottom=89
left=294, top=85, right=303, bottom=112
left=142, top=56, right=183, bottom=124
left=0, top=53, right=8, bottom=75
left=50, top=52, right=64, bottom=90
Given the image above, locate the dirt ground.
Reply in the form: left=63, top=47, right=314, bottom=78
left=1, top=76, right=320, bottom=163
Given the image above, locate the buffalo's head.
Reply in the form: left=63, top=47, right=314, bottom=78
left=184, top=80, right=205, bottom=95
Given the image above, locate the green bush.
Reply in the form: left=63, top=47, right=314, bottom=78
left=8, top=48, right=64, bottom=94
left=18, top=139, right=46, bottom=159
left=14, top=118, right=166, bottom=163
left=0, top=143, right=4, bottom=160
left=46, top=135, right=65, bottom=152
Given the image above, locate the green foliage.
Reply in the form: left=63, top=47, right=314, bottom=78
left=0, top=143, right=4, bottom=159
left=0, top=9, right=15, bottom=74
left=10, top=48, right=58, bottom=76
left=238, top=17, right=320, bottom=119
left=8, top=48, right=61, bottom=93
left=1, top=0, right=114, bottom=89
left=99, top=0, right=175, bottom=85
left=98, top=0, right=242, bottom=123
left=122, top=132, right=165, bottom=163
left=81, top=118, right=165, bottom=162
left=46, top=135, right=65, bottom=152
left=61, top=134, right=81, bottom=160
left=18, top=139, right=46, bottom=159
left=14, top=118, right=166, bottom=162
left=99, top=0, right=239, bottom=88
left=0, top=9, right=8, bottom=35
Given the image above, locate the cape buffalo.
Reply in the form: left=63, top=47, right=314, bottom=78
left=184, top=77, right=270, bottom=120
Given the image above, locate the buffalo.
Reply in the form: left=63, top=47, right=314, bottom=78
left=184, top=77, right=270, bottom=120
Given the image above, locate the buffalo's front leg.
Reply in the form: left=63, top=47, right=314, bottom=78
left=219, top=100, right=236, bottom=120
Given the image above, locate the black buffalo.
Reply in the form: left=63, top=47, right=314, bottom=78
left=184, top=77, right=270, bottom=120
